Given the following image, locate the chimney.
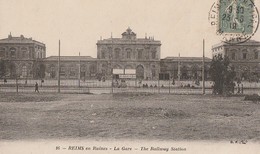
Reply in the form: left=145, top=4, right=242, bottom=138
left=8, top=32, right=12, bottom=39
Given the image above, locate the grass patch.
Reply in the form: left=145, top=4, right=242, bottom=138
left=0, top=93, right=259, bottom=141
left=0, top=92, right=62, bottom=102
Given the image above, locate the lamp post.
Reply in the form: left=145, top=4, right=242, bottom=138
left=78, top=52, right=81, bottom=88
left=202, top=39, right=205, bottom=95
left=58, top=40, right=60, bottom=93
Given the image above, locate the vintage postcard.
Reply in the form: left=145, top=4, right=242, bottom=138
left=0, top=0, right=260, bottom=153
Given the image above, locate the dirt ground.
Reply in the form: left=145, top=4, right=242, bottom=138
left=0, top=92, right=259, bottom=142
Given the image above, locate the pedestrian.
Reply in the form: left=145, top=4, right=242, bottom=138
left=237, top=84, right=240, bottom=94
left=35, top=82, right=39, bottom=93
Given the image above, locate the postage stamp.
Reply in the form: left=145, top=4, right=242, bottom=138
left=209, top=0, right=259, bottom=44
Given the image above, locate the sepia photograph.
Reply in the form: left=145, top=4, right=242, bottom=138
left=0, top=0, right=260, bottom=153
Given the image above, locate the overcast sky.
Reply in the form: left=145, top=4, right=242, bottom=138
left=0, top=0, right=260, bottom=58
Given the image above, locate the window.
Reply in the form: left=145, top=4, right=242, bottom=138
left=152, top=51, right=156, bottom=59
left=243, top=53, right=247, bottom=60
left=5, top=51, right=8, bottom=58
left=50, top=66, right=56, bottom=78
left=69, top=67, right=76, bottom=76
left=152, top=70, right=156, bottom=78
left=138, top=50, right=143, bottom=59
left=29, top=51, right=33, bottom=59
left=125, top=48, right=132, bottom=59
left=90, top=65, right=96, bottom=76
left=60, top=67, right=66, bottom=76
left=126, top=51, right=130, bottom=59
left=101, top=51, right=106, bottom=59
left=231, top=53, right=235, bottom=60
left=255, top=51, right=258, bottom=59
left=10, top=48, right=16, bottom=58
left=0, top=48, right=5, bottom=57
left=114, top=48, right=120, bottom=59
left=22, top=65, right=27, bottom=77
left=21, top=50, right=27, bottom=58
left=21, top=48, right=27, bottom=58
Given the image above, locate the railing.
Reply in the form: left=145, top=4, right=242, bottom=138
left=0, top=79, right=259, bottom=95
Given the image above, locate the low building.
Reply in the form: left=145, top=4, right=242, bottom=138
left=160, top=57, right=211, bottom=80
left=44, top=56, right=97, bottom=80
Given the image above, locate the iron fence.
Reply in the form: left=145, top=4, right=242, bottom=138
left=0, top=79, right=259, bottom=95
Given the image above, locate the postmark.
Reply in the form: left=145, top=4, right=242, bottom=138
left=209, top=0, right=259, bottom=44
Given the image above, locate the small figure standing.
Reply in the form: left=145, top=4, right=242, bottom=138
left=35, top=82, right=39, bottom=93
left=237, top=84, right=240, bottom=94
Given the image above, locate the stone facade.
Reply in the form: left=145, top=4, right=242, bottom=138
left=0, top=34, right=46, bottom=79
left=160, top=57, right=211, bottom=80
left=212, top=40, right=260, bottom=81
left=96, top=28, right=161, bottom=80
left=2, top=31, right=260, bottom=82
left=44, top=56, right=97, bottom=80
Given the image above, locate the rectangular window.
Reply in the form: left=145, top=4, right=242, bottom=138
left=243, top=53, right=247, bottom=60
left=255, top=52, right=258, bottom=59
left=69, top=67, right=75, bottom=76
left=115, top=50, right=120, bottom=59
left=231, top=53, right=235, bottom=60
left=138, top=50, right=142, bottom=59
left=60, top=67, right=66, bottom=76
left=101, top=51, right=105, bottom=59
left=127, top=51, right=131, bottom=59
left=0, top=51, right=4, bottom=57
left=152, top=70, right=156, bottom=78
left=152, top=51, right=156, bottom=59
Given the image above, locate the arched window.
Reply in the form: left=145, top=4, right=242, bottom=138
left=0, top=47, right=5, bottom=57
left=231, top=52, right=236, bottom=60
left=21, top=47, right=28, bottom=59
left=242, top=49, right=247, bottom=60
left=101, top=50, right=106, bottom=59
left=101, top=64, right=108, bottom=75
left=136, top=65, right=144, bottom=79
left=10, top=48, right=16, bottom=58
left=69, top=67, right=76, bottom=77
left=60, top=65, right=66, bottom=77
left=126, top=48, right=132, bottom=59
left=152, top=51, right=156, bottom=59
left=138, top=49, right=143, bottom=59
left=22, top=65, right=27, bottom=77
left=114, top=48, right=120, bottom=59
left=90, top=65, right=96, bottom=76
left=254, top=51, right=259, bottom=59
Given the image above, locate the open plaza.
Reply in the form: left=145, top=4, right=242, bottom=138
left=0, top=92, right=259, bottom=141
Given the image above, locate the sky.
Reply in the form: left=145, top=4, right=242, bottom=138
left=0, top=0, right=260, bottom=58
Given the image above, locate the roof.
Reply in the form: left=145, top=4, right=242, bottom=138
left=0, top=34, right=45, bottom=46
left=97, top=38, right=161, bottom=45
left=44, top=56, right=96, bottom=61
left=162, top=57, right=211, bottom=62
left=212, top=40, right=260, bottom=48
left=121, top=27, right=136, bottom=36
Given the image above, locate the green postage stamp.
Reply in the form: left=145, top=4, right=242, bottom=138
left=209, top=0, right=259, bottom=44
